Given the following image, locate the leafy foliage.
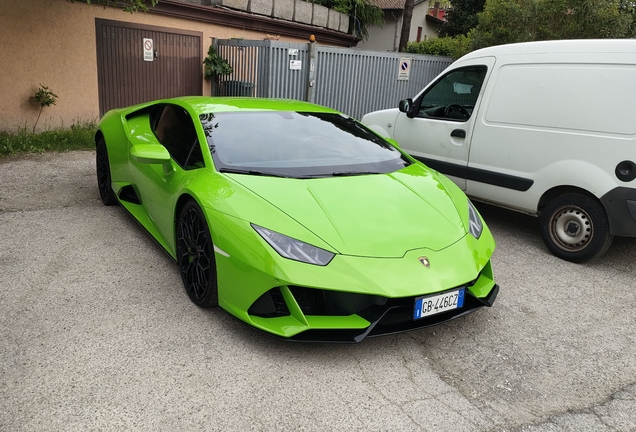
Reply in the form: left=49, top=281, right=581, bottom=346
left=439, top=0, right=485, bottom=37
left=405, top=35, right=471, bottom=59
left=31, top=85, right=59, bottom=133
left=469, top=0, right=636, bottom=49
left=1, top=122, right=96, bottom=158
left=32, top=85, right=58, bottom=108
left=309, top=0, right=384, bottom=39
left=203, top=46, right=233, bottom=81
left=67, top=0, right=159, bottom=13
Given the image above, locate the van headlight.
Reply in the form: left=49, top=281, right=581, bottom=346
left=252, top=224, right=335, bottom=266
left=468, top=200, right=483, bottom=239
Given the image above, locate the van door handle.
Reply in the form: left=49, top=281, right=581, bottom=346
left=451, top=129, right=466, bottom=138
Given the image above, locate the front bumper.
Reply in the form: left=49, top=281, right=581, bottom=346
left=600, top=187, right=636, bottom=237
left=243, top=257, right=498, bottom=343
left=287, top=284, right=499, bottom=343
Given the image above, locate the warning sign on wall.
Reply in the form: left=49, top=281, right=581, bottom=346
left=397, top=57, right=411, bottom=81
left=143, top=38, right=154, bottom=62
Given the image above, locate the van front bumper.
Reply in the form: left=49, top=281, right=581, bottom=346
left=601, top=187, right=636, bottom=237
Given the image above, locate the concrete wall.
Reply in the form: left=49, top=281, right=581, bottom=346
left=356, top=4, right=442, bottom=52
left=355, top=11, right=401, bottom=52
left=410, top=2, right=442, bottom=41
left=216, top=0, right=348, bottom=32
left=0, top=0, right=307, bottom=132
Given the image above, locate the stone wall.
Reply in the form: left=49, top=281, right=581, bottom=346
left=199, top=0, right=349, bottom=34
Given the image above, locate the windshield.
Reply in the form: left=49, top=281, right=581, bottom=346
left=199, top=111, right=410, bottom=178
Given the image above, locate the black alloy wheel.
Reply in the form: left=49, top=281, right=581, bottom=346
left=96, top=137, right=117, bottom=205
left=176, top=200, right=218, bottom=307
left=540, top=193, right=613, bottom=263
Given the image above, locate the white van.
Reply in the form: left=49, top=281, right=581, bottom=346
left=361, top=39, right=636, bottom=263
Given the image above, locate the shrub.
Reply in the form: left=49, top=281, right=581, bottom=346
left=405, top=35, right=472, bottom=60
left=31, top=85, right=59, bottom=133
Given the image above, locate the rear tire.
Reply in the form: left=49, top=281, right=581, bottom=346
left=176, top=200, right=218, bottom=307
left=96, top=137, right=117, bottom=206
left=540, top=193, right=613, bottom=263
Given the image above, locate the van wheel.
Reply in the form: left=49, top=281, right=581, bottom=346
left=540, top=193, right=613, bottom=263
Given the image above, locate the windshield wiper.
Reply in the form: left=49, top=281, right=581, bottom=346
left=219, top=168, right=291, bottom=178
left=330, top=171, right=380, bottom=177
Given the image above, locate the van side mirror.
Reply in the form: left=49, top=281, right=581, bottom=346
left=399, top=98, right=416, bottom=118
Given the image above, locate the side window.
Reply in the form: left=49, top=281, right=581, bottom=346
left=152, top=105, right=204, bottom=170
left=416, top=66, right=487, bottom=121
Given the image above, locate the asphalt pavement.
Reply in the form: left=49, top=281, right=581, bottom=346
left=1, top=150, right=635, bottom=431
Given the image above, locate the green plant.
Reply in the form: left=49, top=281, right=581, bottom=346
left=0, top=121, right=96, bottom=158
left=469, top=0, right=636, bottom=50
left=31, top=85, right=59, bottom=133
left=309, top=0, right=384, bottom=39
left=203, top=46, right=233, bottom=81
left=66, top=0, right=159, bottom=13
left=405, top=35, right=472, bottom=60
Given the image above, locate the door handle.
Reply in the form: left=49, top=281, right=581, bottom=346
left=451, top=129, right=466, bottom=138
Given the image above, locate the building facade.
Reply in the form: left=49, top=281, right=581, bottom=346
left=0, top=0, right=353, bottom=132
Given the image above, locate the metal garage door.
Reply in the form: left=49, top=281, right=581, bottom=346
left=96, top=19, right=202, bottom=116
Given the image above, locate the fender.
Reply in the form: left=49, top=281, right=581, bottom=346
left=360, top=109, right=400, bottom=139
left=533, top=160, right=620, bottom=209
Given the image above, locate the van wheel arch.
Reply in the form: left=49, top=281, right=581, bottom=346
left=538, top=189, right=613, bottom=263
left=538, top=186, right=599, bottom=213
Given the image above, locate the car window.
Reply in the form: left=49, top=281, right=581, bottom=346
left=152, top=105, right=204, bottom=170
left=416, top=66, right=487, bottom=122
left=199, top=111, right=411, bottom=178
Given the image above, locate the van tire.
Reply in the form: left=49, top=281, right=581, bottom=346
left=540, top=193, right=613, bottom=263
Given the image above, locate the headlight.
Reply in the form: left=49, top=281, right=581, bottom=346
left=467, top=200, right=483, bottom=239
left=252, top=224, right=335, bottom=266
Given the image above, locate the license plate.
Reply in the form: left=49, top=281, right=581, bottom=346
left=413, top=288, right=465, bottom=320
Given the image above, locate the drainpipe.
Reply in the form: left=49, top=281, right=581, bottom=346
left=306, top=35, right=317, bottom=103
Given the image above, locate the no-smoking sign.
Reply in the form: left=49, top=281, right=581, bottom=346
left=143, top=38, right=154, bottom=62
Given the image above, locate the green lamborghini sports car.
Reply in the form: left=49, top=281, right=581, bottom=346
left=96, top=96, right=498, bottom=342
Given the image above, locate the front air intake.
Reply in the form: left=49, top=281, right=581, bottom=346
left=248, top=287, right=290, bottom=317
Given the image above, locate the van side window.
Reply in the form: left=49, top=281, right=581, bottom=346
left=152, top=105, right=205, bottom=170
left=416, top=66, right=487, bottom=122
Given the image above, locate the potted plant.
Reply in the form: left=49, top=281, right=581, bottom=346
left=203, top=45, right=232, bottom=96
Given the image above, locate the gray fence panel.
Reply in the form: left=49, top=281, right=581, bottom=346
left=267, top=42, right=309, bottom=100
left=314, top=47, right=452, bottom=119
left=216, top=39, right=453, bottom=119
left=216, top=39, right=309, bottom=99
left=216, top=40, right=260, bottom=96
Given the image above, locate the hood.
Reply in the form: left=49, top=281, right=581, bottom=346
left=228, top=165, right=467, bottom=258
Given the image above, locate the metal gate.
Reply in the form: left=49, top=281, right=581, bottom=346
left=215, top=39, right=453, bottom=119
left=96, top=19, right=203, bottom=116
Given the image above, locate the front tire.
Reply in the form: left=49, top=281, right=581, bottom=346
left=176, top=200, right=218, bottom=307
left=96, top=137, right=117, bottom=206
left=540, top=193, right=613, bottom=263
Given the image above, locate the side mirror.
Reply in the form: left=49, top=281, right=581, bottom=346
left=131, top=144, right=171, bottom=164
left=131, top=144, right=174, bottom=175
left=398, top=98, right=416, bottom=118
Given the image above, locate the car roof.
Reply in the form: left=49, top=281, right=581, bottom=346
left=460, top=39, right=636, bottom=61
left=161, top=97, right=342, bottom=116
